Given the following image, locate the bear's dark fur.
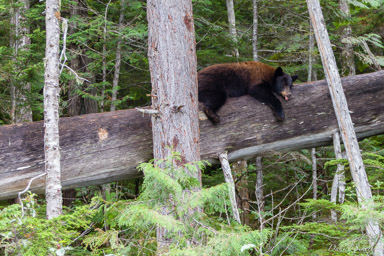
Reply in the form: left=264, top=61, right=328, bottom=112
left=198, top=61, right=298, bottom=124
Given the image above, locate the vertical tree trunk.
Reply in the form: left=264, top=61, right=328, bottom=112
left=252, top=0, right=258, bottom=61
left=308, top=22, right=314, bottom=82
left=307, top=1, right=383, bottom=254
left=219, top=152, right=241, bottom=224
left=110, top=0, right=125, bottom=112
left=232, top=160, right=249, bottom=225
left=100, top=1, right=110, bottom=113
left=10, top=0, right=32, bottom=124
left=147, top=0, right=200, bottom=251
left=339, top=0, right=356, bottom=76
left=44, top=0, right=62, bottom=219
left=330, top=132, right=345, bottom=222
left=225, top=0, right=239, bottom=58
left=68, top=0, right=81, bottom=117
left=255, top=156, right=264, bottom=230
left=311, top=148, right=317, bottom=220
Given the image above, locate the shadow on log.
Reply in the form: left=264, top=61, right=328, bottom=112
left=1, top=71, right=384, bottom=200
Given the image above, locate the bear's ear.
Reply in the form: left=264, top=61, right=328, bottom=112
left=291, top=75, right=298, bottom=82
left=275, top=67, right=284, bottom=77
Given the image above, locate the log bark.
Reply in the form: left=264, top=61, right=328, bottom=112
left=1, top=71, right=384, bottom=200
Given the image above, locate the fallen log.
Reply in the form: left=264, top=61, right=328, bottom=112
left=1, top=71, right=384, bottom=200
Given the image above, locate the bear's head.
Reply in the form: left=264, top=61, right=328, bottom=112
left=273, top=67, right=298, bottom=101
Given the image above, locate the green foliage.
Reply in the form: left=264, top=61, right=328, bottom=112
left=270, top=235, right=308, bottom=256
left=169, top=229, right=271, bottom=256
left=0, top=193, right=95, bottom=256
left=80, top=153, right=270, bottom=255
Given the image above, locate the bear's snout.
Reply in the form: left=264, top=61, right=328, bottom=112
left=281, top=92, right=291, bottom=101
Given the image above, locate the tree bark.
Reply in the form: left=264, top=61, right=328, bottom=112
left=10, top=0, right=32, bottom=124
left=252, top=0, right=258, bottom=61
left=307, top=1, right=383, bottom=254
left=100, top=1, right=110, bottom=113
left=225, top=0, right=239, bottom=58
left=311, top=148, right=317, bottom=220
left=68, top=0, right=81, bottom=117
left=330, top=132, right=345, bottom=222
left=219, top=152, right=241, bottom=224
left=147, top=0, right=200, bottom=251
left=232, top=159, right=249, bottom=225
left=255, top=156, right=264, bottom=230
left=110, top=0, right=124, bottom=112
left=308, top=22, right=315, bottom=82
left=1, top=72, right=384, bottom=200
left=44, top=0, right=62, bottom=219
left=339, top=0, right=356, bottom=76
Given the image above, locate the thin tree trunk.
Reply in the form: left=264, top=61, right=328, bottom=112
left=147, top=0, right=200, bottom=251
left=255, top=156, right=264, bottom=230
left=330, top=132, right=345, bottom=222
left=10, top=0, right=32, bottom=124
left=338, top=152, right=346, bottom=205
left=312, top=148, right=317, bottom=220
left=44, top=0, right=62, bottom=219
left=68, top=0, right=81, bottom=116
left=307, top=1, right=383, bottom=254
left=339, top=0, right=356, bottom=76
left=308, top=22, right=314, bottom=82
left=219, top=152, right=241, bottom=224
left=101, top=1, right=111, bottom=113
left=360, top=40, right=382, bottom=71
left=101, top=0, right=110, bottom=205
left=110, top=0, right=124, bottom=112
left=232, top=159, right=249, bottom=225
left=252, top=0, right=258, bottom=61
left=225, top=0, right=239, bottom=58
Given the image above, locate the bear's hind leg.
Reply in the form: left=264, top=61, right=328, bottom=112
left=203, top=106, right=221, bottom=124
left=199, top=89, right=227, bottom=124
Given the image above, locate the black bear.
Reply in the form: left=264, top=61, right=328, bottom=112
left=198, top=61, right=298, bottom=124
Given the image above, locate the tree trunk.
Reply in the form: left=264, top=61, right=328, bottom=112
left=255, top=156, right=264, bottom=230
left=225, top=0, right=239, bottom=58
left=330, top=132, right=345, bottom=222
left=219, top=152, right=241, bottom=224
left=1, top=71, right=384, bottom=200
left=308, top=22, right=315, bottom=82
left=10, top=0, right=32, bottom=124
left=68, top=0, right=81, bottom=117
left=252, top=0, right=258, bottom=61
left=311, top=148, right=317, bottom=220
left=339, top=0, right=356, bottom=76
left=100, top=1, right=110, bottom=113
left=232, top=159, right=249, bottom=225
left=147, top=0, right=200, bottom=251
left=110, top=0, right=124, bottom=112
left=307, top=1, right=383, bottom=254
left=44, top=0, right=62, bottom=219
